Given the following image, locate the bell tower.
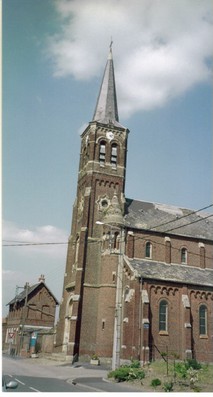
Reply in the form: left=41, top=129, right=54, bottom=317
left=55, top=46, right=129, bottom=360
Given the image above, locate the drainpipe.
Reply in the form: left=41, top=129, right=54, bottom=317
left=139, top=276, right=143, bottom=362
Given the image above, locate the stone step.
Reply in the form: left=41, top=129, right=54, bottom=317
left=42, top=353, right=72, bottom=362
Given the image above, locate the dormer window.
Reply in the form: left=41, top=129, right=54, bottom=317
left=99, top=141, right=106, bottom=165
left=111, top=144, right=117, bottom=168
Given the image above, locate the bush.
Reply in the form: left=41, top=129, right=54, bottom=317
left=151, top=378, right=161, bottom=387
left=108, top=365, right=145, bottom=383
left=163, top=381, right=174, bottom=392
left=108, top=367, right=130, bottom=382
left=185, top=359, right=201, bottom=370
left=129, top=360, right=141, bottom=368
left=175, top=362, right=188, bottom=379
left=128, top=368, right=145, bottom=380
left=175, top=359, right=202, bottom=379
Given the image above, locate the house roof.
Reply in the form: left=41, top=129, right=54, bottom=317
left=127, top=258, right=213, bottom=288
left=124, top=199, right=213, bottom=241
left=7, top=282, right=59, bottom=306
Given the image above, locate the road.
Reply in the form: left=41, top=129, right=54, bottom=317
left=2, top=355, right=141, bottom=393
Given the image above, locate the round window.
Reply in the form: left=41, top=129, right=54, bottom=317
left=101, top=199, right=108, bottom=208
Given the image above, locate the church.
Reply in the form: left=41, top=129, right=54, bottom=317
left=55, top=46, right=213, bottom=366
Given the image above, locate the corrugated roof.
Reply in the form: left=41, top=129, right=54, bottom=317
left=128, top=258, right=213, bottom=287
left=124, top=199, right=213, bottom=240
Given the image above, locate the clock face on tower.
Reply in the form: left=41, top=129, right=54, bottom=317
left=106, top=131, right=114, bottom=140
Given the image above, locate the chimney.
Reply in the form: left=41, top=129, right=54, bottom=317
left=38, top=274, right=45, bottom=283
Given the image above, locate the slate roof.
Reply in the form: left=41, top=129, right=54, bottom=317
left=127, top=258, right=213, bottom=288
left=93, top=47, right=125, bottom=128
left=7, top=282, right=59, bottom=306
left=125, top=199, right=213, bottom=240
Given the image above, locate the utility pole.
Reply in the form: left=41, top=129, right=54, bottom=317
left=19, top=282, right=29, bottom=351
left=112, top=227, right=124, bottom=370
left=96, top=220, right=124, bottom=370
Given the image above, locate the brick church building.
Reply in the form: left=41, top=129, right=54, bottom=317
left=55, top=47, right=213, bottom=366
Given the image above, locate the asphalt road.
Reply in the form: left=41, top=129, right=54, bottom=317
left=2, top=355, right=141, bottom=393
left=3, top=374, right=85, bottom=393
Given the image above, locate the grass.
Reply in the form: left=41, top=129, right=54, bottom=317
left=108, top=359, right=213, bottom=392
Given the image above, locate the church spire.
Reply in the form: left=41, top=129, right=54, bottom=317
left=93, top=44, right=120, bottom=126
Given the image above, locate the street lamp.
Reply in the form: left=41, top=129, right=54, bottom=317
left=96, top=220, right=124, bottom=370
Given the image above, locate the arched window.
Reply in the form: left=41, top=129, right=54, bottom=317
left=111, top=143, right=117, bottom=168
left=99, top=141, right=106, bottom=165
left=159, top=300, right=168, bottom=332
left=200, top=245, right=205, bottom=269
left=165, top=240, right=171, bottom=263
left=199, top=305, right=207, bottom=335
left=181, top=248, right=187, bottom=264
left=75, top=236, right=79, bottom=263
left=113, top=231, right=119, bottom=249
left=145, top=242, right=152, bottom=258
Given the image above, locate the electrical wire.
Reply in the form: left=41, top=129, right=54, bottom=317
left=162, top=213, right=213, bottom=234
left=3, top=208, right=213, bottom=247
left=148, top=204, right=213, bottom=230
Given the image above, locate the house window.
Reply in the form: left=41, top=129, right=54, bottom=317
left=99, top=141, right=106, bottom=165
left=181, top=248, right=187, bottom=264
left=159, top=300, right=168, bottom=332
left=145, top=242, right=152, bottom=258
left=111, top=144, right=117, bottom=168
left=199, top=305, right=207, bottom=335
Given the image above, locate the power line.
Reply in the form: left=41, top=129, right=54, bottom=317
left=2, top=241, right=68, bottom=247
left=163, top=213, right=213, bottom=234
left=149, top=204, right=213, bottom=231
left=2, top=205, right=213, bottom=249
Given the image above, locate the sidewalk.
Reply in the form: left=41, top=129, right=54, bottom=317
left=10, top=354, right=110, bottom=380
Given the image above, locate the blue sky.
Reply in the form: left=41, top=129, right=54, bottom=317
left=2, top=0, right=212, bottom=317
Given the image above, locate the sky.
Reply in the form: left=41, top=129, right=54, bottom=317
left=2, top=0, right=213, bottom=318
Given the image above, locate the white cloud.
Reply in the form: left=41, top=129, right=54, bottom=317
left=46, top=0, right=213, bottom=117
left=2, top=220, right=68, bottom=258
left=2, top=221, right=68, bottom=316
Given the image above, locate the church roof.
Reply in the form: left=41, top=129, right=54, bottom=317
left=124, top=199, right=213, bottom=240
left=93, top=46, right=124, bottom=128
left=128, top=258, right=213, bottom=288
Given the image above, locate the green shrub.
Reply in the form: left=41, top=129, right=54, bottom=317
left=151, top=378, right=161, bottom=387
left=175, top=359, right=202, bottom=379
left=129, top=360, right=141, bottom=368
left=108, top=366, right=145, bottom=382
left=163, top=381, right=174, bottom=392
left=175, top=362, right=188, bottom=378
left=185, top=359, right=201, bottom=370
left=128, top=368, right=145, bottom=380
left=108, top=367, right=130, bottom=382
